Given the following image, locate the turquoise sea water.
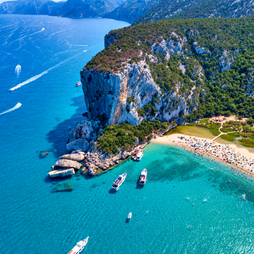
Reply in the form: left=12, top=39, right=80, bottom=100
left=1, top=15, right=254, bottom=254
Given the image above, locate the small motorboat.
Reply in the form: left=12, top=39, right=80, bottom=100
left=127, top=212, right=132, bottom=220
left=136, top=150, right=143, bottom=161
left=139, top=169, right=147, bottom=185
left=132, top=149, right=143, bottom=161
left=76, top=81, right=82, bottom=87
left=68, top=236, right=89, bottom=254
left=111, top=173, right=127, bottom=191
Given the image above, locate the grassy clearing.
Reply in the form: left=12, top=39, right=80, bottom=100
left=220, top=134, right=235, bottom=142
left=239, top=138, right=254, bottom=148
left=165, top=125, right=216, bottom=139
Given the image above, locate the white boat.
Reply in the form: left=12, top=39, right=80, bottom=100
left=127, top=212, right=132, bottom=219
left=111, top=173, right=127, bottom=191
left=135, top=151, right=143, bottom=161
left=68, top=237, right=89, bottom=254
left=139, top=169, right=147, bottom=185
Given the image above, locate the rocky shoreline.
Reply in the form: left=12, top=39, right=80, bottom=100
left=48, top=142, right=149, bottom=177
left=47, top=119, right=153, bottom=178
left=83, top=142, right=148, bottom=175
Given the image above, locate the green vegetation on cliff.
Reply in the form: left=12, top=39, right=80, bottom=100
left=95, top=120, right=169, bottom=154
left=84, top=17, right=254, bottom=120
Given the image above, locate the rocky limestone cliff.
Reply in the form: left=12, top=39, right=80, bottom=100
left=64, top=18, right=254, bottom=176
left=66, top=120, right=101, bottom=152
left=104, top=0, right=161, bottom=24
left=81, top=32, right=201, bottom=126
left=134, top=0, right=254, bottom=25
left=81, top=59, right=161, bottom=125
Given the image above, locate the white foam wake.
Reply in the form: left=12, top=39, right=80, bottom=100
left=9, top=52, right=85, bottom=92
left=15, top=64, right=21, bottom=75
left=14, top=28, right=46, bottom=44
left=0, top=102, right=22, bottom=116
left=25, top=28, right=45, bottom=38
left=10, top=70, right=48, bottom=91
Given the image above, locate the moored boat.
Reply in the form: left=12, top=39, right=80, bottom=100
left=139, top=169, right=147, bottom=185
left=134, top=150, right=143, bottom=161
left=111, top=173, right=127, bottom=191
left=68, top=236, right=89, bottom=254
left=127, top=212, right=132, bottom=219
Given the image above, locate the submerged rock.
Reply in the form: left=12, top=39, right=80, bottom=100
left=52, top=183, right=73, bottom=192
left=39, top=151, right=49, bottom=158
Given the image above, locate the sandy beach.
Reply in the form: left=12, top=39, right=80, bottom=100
left=152, top=134, right=254, bottom=177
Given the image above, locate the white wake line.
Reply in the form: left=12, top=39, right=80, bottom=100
left=9, top=52, right=85, bottom=92
left=0, top=102, right=22, bottom=116
left=73, top=45, right=88, bottom=47
left=20, top=28, right=45, bottom=40
left=10, top=28, right=45, bottom=46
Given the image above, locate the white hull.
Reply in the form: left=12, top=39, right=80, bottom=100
left=111, top=173, right=127, bottom=191
left=139, top=169, right=147, bottom=185
left=68, top=237, right=89, bottom=254
left=135, top=151, right=143, bottom=161
left=133, top=149, right=144, bottom=161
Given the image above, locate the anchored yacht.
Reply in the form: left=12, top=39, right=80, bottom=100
left=111, top=173, right=127, bottom=191
left=68, top=237, right=89, bottom=254
left=139, top=169, right=147, bottom=185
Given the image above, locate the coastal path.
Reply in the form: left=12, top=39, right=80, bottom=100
left=212, top=121, right=235, bottom=141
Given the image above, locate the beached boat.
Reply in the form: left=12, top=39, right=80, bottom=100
left=134, top=150, right=143, bottom=161
left=139, top=169, right=147, bottom=185
left=111, top=173, right=127, bottom=191
left=127, top=212, right=132, bottom=219
left=68, top=237, right=89, bottom=254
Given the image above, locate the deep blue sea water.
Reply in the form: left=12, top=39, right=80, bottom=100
left=1, top=14, right=254, bottom=254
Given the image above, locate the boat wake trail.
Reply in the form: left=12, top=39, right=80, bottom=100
left=9, top=28, right=46, bottom=46
left=23, top=28, right=45, bottom=38
left=9, top=52, right=85, bottom=91
left=15, top=64, right=21, bottom=75
left=0, top=102, right=22, bottom=116
left=10, top=70, right=48, bottom=91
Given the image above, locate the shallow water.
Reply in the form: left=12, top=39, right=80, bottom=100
left=1, top=15, right=254, bottom=254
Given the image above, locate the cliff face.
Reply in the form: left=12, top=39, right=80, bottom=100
left=81, top=32, right=199, bottom=126
left=104, top=0, right=161, bottom=24
left=0, top=0, right=125, bottom=18
left=82, top=60, right=160, bottom=125
left=134, top=0, right=254, bottom=25
left=0, top=0, right=63, bottom=15
left=81, top=17, right=254, bottom=131
left=57, top=0, right=125, bottom=18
